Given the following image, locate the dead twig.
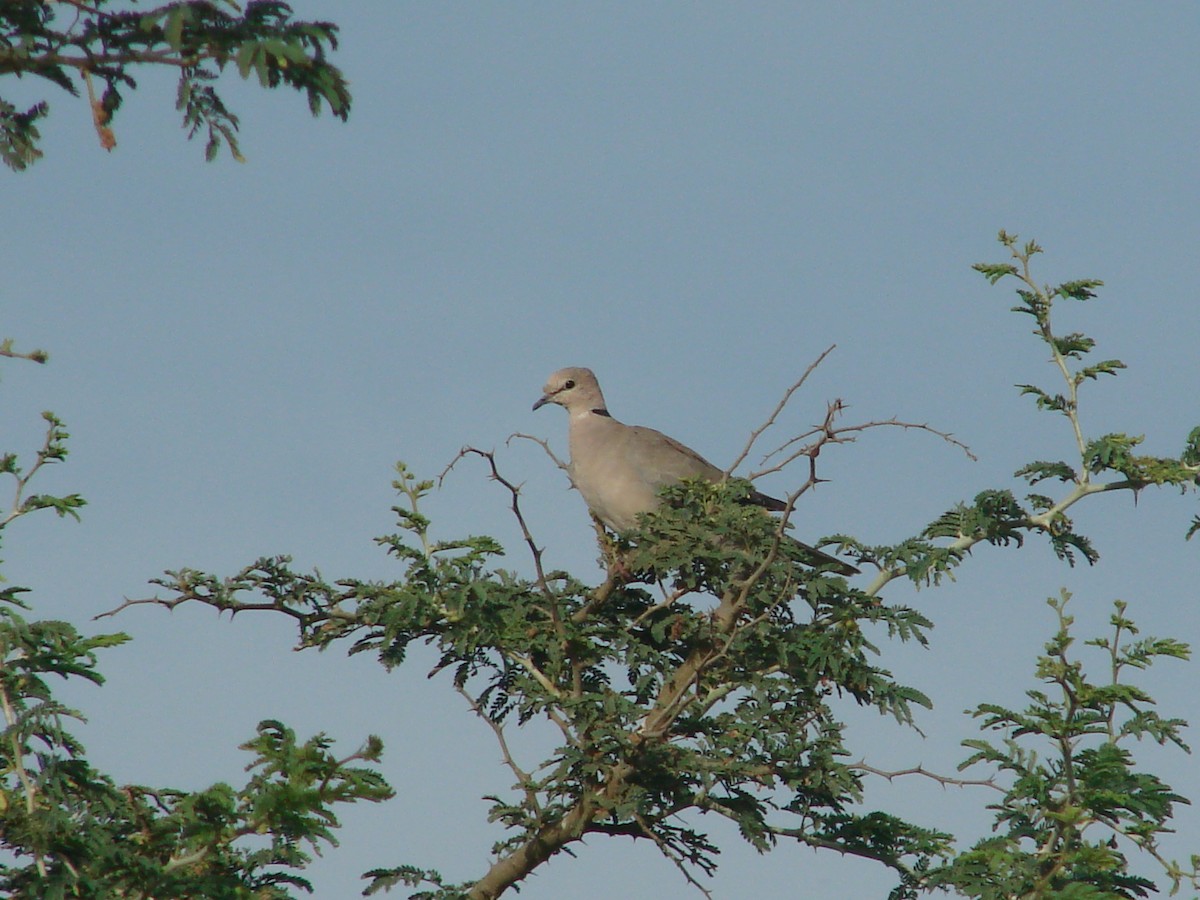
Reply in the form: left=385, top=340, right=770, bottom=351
left=726, top=345, right=836, bottom=477
left=441, top=446, right=558, bottom=609
left=508, top=431, right=570, bottom=473
left=456, top=684, right=541, bottom=812
left=82, top=68, right=116, bottom=151
left=752, top=414, right=977, bottom=481
left=632, top=811, right=714, bottom=899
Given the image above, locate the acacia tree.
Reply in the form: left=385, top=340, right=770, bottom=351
left=0, top=0, right=350, bottom=169
left=95, top=233, right=1199, bottom=898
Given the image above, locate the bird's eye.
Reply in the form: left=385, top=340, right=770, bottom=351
left=564, top=380, right=575, bottom=389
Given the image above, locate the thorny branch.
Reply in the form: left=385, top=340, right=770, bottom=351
left=850, top=761, right=1002, bottom=792
left=754, top=411, right=977, bottom=481
left=726, top=344, right=837, bottom=476
left=456, top=685, right=541, bottom=813
left=633, top=811, right=714, bottom=899
left=95, top=564, right=345, bottom=629
left=693, top=794, right=920, bottom=877
left=508, top=432, right=569, bottom=473
left=441, top=447, right=557, bottom=604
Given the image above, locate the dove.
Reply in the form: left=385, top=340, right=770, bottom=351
left=533, top=366, right=856, bottom=574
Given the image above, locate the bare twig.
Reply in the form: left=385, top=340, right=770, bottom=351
left=726, top=346, right=837, bottom=477
left=456, top=685, right=541, bottom=815
left=95, top=593, right=196, bottom=620
left=753, top=413, right=976, bottom=481
left=632, top=811, right=714, bottom=899
left=508, top=431, right=570, bottom=473
left=441, top=446, right=557, bottom=605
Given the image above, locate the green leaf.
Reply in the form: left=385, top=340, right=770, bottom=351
left=235, top=41, right=260, bottom=79
left=1015, top=460, right=1078, bottom=485
left=972, top=262, right=1019, bottom=284
left=1055, top=279, right=1104, bottom=302
left=1181, top=426, right=1200, bottom=467
left=1076, top=359, right=1126, bottom=382
left=1052, top=331, right=1096, bottom=358
left=164, top=5, right=190, bottom=50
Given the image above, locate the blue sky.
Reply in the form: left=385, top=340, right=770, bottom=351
left=4, top=4, right=1199, bottom=897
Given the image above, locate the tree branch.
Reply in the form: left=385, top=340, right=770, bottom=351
left=0, top=683, right=47, bottom=878
left=441, top=446, right=557, bottom=606
left=508, top=432, right=570, bottom=473
left=726, top=345, right=837, bottom=477
left=850, top=761, right=1002, bottom=792
left=456, top=685, right=541, bottom=817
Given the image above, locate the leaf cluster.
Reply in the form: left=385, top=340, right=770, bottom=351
left=0, top=0, right=351, bottom=168
left=2, top=408, right=87, bottom=575
left=0, top=602, right=392, bottom=898
left=0, top=585, right=393, bottom=898
left=924, top=592, right=1198, bottom=898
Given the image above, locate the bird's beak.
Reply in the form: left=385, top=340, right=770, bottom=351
left=532, top=395, right=550, bottom=411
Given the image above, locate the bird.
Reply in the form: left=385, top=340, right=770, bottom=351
left=533, top=366, right=857, bottom=574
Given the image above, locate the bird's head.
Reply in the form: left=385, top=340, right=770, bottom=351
left=533, top=367, right=607, bottom=414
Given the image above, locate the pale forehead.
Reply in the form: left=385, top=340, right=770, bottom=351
left=544, top=366, right=596, bottom=389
